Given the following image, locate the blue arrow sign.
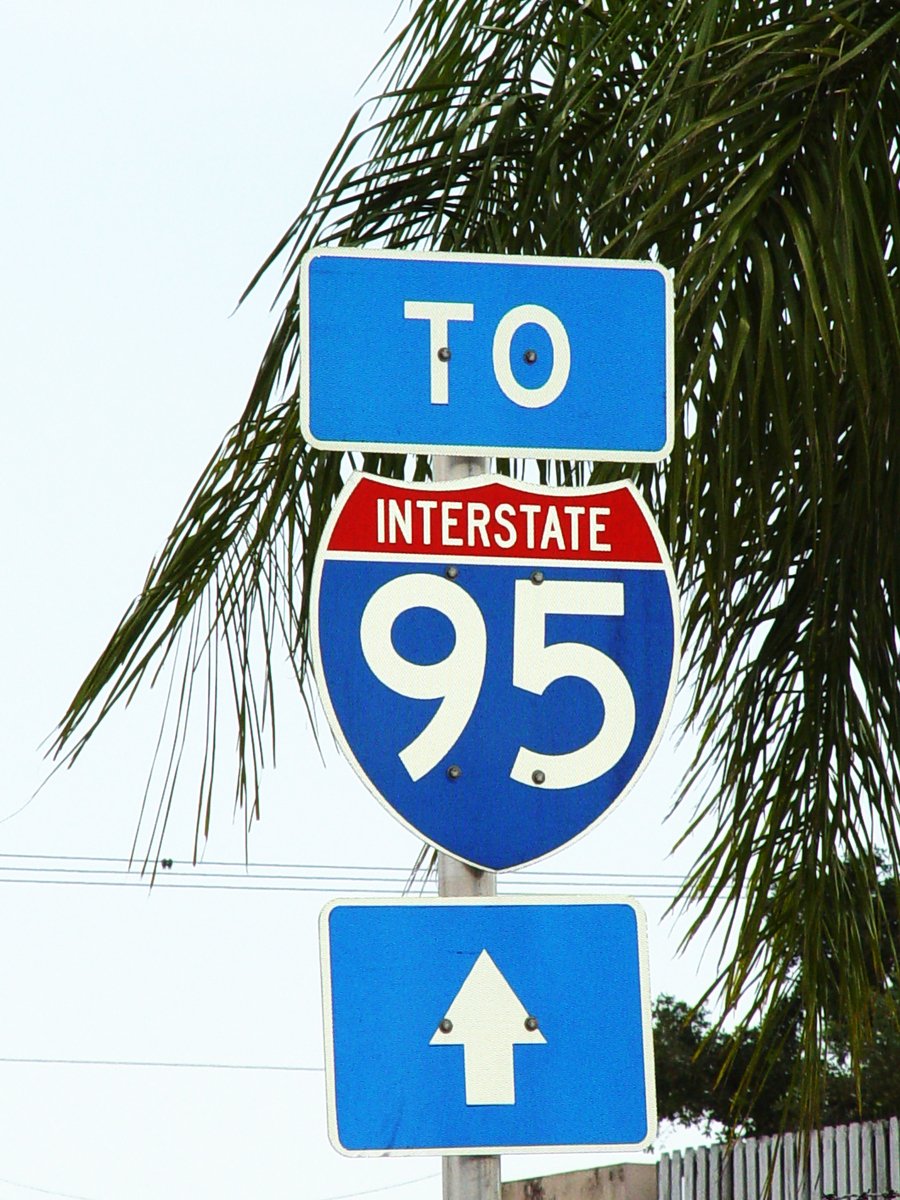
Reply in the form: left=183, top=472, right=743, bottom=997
left=300, top=247, right=673, bottom=461
left=319, top=897, right=656, bottom=1155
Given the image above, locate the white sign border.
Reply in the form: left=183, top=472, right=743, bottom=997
left=319, top=894, right=657, bottom=1157
left=299, top=245, right=675, bottom=463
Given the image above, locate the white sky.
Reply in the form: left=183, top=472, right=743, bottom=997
left=0, top=4, right=722, bottom=1199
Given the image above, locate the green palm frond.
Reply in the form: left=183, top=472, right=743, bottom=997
left=54, top=0, right=900, bottom=1127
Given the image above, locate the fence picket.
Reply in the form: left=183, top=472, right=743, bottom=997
left=888, top=1119, right=900, bottom=1197
left=691, top=1147, right=705, bottom=1200
left=811, top=1126, right=824, bottom=1200
left=674, top=1149, right=685, bottom=1200
left=872, top=1120, right=888, bottom=1199
left=859, top=1121, right=874, bottom=1198
left=770, top=1134, right=784, bottom=1200
left=710, top=1141, right=723, bottom=1200
left=748, top=1137, right=761, bottom=1200
left=697, top=1140, right=709, bottom=1200
left=783, top=1133, right=798, bottom=1200
left=658, top=1120, right=900, bottom=1200
left=849, top=1124, right=863, bottom=1198
left=734, top=1139, right=749, bottom=1200
left=822, top=1125, right=837, bottom=1199
left=837, top=1124, right=850, bottom=1200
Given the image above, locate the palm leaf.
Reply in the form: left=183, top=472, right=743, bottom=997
left=53, top=0, right=900, bottom=1129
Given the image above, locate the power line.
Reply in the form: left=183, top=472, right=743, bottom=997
left=0, top=1171, right=100, bottom=1200
left=317, top=1173, right=441, bottom=1200
left=0, top=853, right=688, bottom=886
left=0, top=1165, right=443, bottom=1200
left=0, top=851, right=698, bottom=901
left=0, top=852, right=687, bottom=879
left=0, top=876, right=685, bottom=899
left=0, top=1055, right=322, bottom=1072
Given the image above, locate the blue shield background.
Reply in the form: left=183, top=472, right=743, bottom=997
left=317, top=558, right=676, bottom=870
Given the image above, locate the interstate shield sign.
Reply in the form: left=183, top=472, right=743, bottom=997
left=310, top=472, right=679, bottom=870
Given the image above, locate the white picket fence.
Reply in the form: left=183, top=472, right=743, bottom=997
left=659, top=1119, right=900, bottom=1200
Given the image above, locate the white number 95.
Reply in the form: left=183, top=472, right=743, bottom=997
left=359, top=574, right=635, bottom=790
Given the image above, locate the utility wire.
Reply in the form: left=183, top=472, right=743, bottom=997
left=0, top=877, right=684, bottom=899
left=0, top=851, right=687, bottom=879
left=0, top=1056, right=323, bottom=1071
left=0, top=1171, right=100, bottom=1200
left=0, top=854, right=688, bottom=886
left=0, top=1165, right=444, bottom=1200
left=0, top=852, right=696, bottom=900
left=317, top=1173, right=441, bottom=1200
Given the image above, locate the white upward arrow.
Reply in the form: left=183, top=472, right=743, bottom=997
left=430, top=949, right=547, bottom=1105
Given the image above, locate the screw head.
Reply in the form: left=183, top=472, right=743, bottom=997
left=439, top=1018, right=453, bottom=1034
left=447, top=764, right=462, bottom=781
left=445, top=565, right=459, bottom=580
left=531, top=570, right=544, bottom=585
left=531, top=769, right=546, bottom=785
left=523, top=349, right=538, bottom=364
left=524, top=1015, right=539, bottom=1032
left=437, top=346, right=451, bottom=362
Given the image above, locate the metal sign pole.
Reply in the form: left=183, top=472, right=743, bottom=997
left=434, top=453, right=501, bottom=1200
left=438, top=859, right=501, bottom=1200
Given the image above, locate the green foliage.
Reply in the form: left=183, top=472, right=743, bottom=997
left=654, top=993, right=799, bottom=1136
left=53, top=0, right=900, bottom=1128
left=657, top=871, right=900, bottom=1135
left=655, top=989, right=900, bottom=1138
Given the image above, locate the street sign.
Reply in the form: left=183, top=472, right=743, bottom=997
left=319, top=896, right=656, bottom=1155
left=300, top=247, right=673, bottom=462
left=310, top=472, right=679, bottom=870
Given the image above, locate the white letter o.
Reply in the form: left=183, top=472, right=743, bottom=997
left=492, top=304, right=571, bottom=409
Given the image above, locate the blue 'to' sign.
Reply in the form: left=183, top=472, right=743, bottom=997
left=310, top=472, right=679, bottom=870
left=300, top=247, right=673, bottom=461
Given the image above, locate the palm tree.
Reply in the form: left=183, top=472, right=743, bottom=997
left=53, top=0, right=900, bottom=1129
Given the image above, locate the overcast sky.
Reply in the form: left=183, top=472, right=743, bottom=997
left=1, top=5, right=719, bottom=1199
